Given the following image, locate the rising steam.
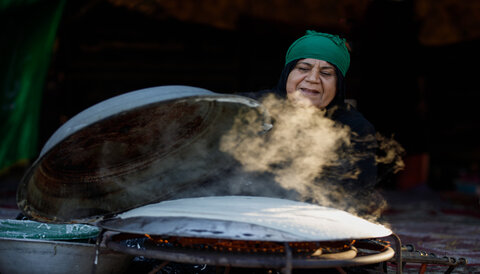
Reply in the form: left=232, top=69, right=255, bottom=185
left=219, top=93, right=404, bottom=220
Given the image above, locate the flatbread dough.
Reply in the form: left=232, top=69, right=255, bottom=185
left=116, top=196, right=391, bottom=241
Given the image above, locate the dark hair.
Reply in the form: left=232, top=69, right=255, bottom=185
left=272, top=59, right=346, bottom=109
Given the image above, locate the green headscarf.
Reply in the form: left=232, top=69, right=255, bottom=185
left=285, top=30, right=350, bottom=76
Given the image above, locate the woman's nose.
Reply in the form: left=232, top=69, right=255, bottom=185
left=305, top=71, right=320, bottom=83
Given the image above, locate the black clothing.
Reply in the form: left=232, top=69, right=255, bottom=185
left=324, top=103, right=378, bottom=189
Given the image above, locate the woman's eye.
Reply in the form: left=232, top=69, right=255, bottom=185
left=297, top=67, right=309, bottom=72
left=321, top=71, right=334, bottom=77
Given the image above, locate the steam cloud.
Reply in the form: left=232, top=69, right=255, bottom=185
left=219, top=94, right=405, bottom=221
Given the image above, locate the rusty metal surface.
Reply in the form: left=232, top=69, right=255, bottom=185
left=16, top=86, right=270, bottom=223
left=104, top=234, right=395, bottom=269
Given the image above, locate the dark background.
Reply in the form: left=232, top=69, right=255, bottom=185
left=39, top=0, right=480, bottom=191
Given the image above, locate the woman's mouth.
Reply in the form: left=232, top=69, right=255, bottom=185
left=299, top=88, right=321, bottom=96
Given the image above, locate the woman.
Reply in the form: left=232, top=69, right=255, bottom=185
left=246, top=30, right=378, bottom=192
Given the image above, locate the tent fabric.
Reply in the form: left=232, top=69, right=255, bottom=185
left=0, top=0, right=65, bottom=173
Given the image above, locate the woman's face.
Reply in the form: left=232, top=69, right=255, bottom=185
left=286, top=58, right=337, bottom=109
